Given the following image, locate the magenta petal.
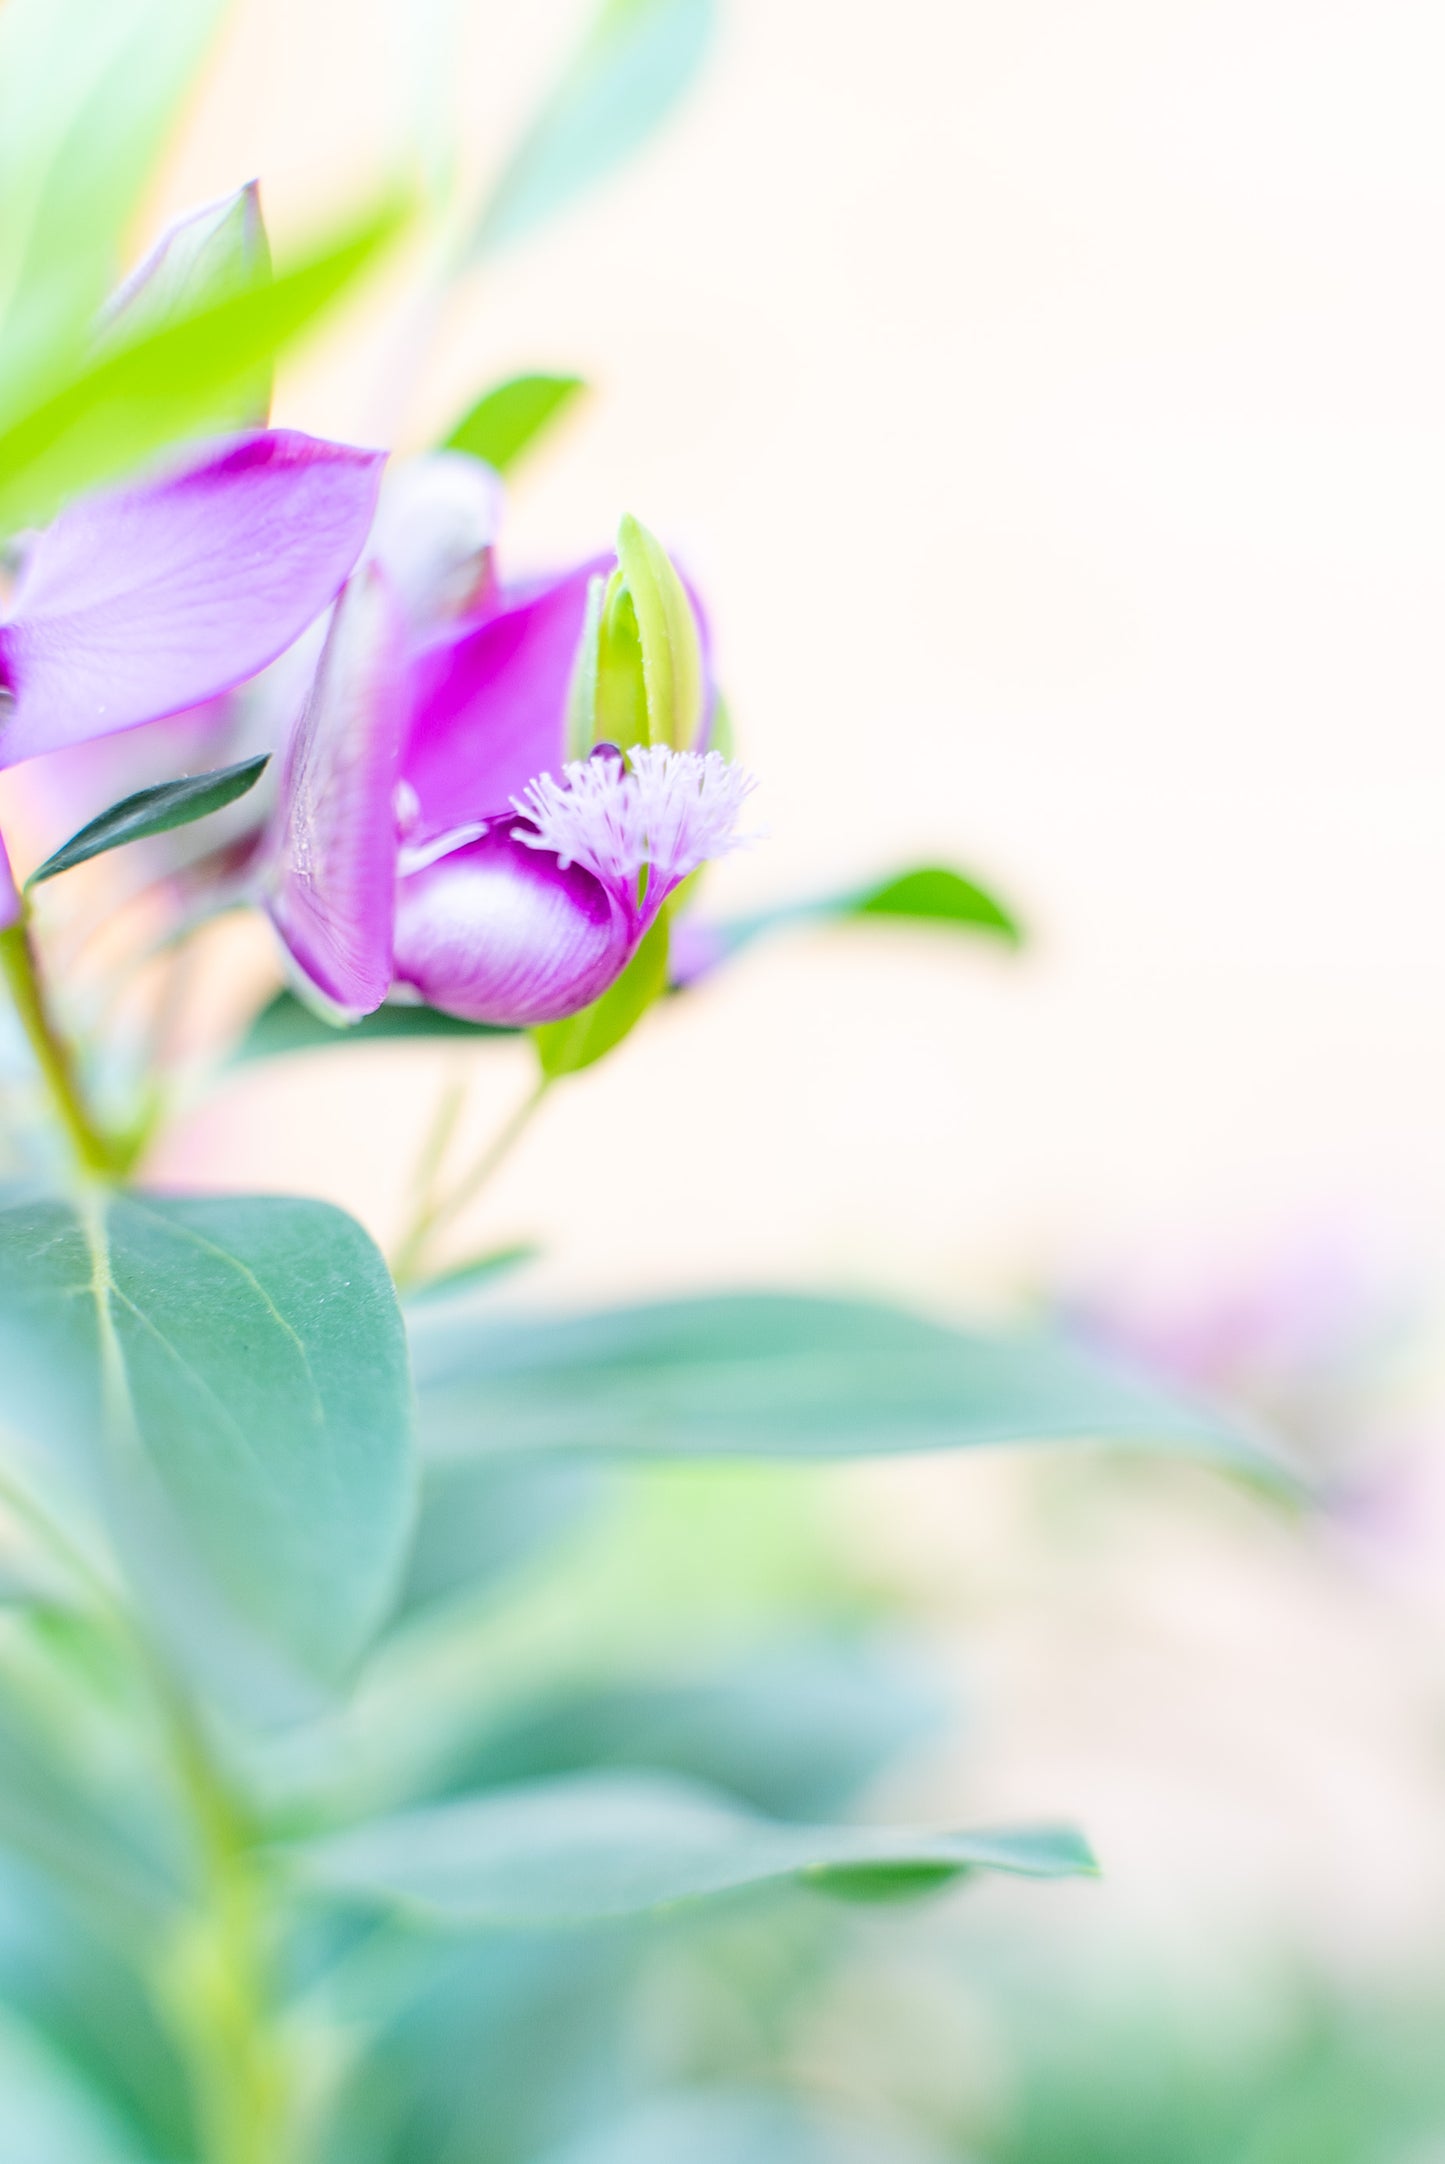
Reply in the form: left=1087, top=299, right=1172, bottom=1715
left=0, top=430, right=385, bottom=767
left=264, top=564, right=406, bottom=1018
left=402, top=558, right=608, bottom=838
left=393, top=827, right=632, bottom=1026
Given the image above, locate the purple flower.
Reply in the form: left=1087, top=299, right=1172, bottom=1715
left=0, top=431, right=385, bottom=772
left=263, top=520, right=755, bottom=1027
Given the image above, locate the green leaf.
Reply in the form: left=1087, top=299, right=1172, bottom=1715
left=234, top=990, right=516, bottom=1064
left=853, top=863, right=1022, bottom=942
left=0, top=1193, right=414, bottom=1696
left=535, top=2092, right=952, bottom=2164
left=443, top=372, right=585, bottom=473
left=0, top=195, right=405, bottom=536
left=400, top=1459, right=607, bottom=1618
left=409, top=1290, right=1278, bottom=1476
left=27, top=756, right=270, bottom=887
left=292, top=1770, right=1095, bottom=1927
left=678, top=863, right=1022, bottom=984
left=413, top=1639, right=946, bottom=1821
left=471, top=0, right=716, bottom=256
left=0, top=1861, right=196, bottom=2163
left=615, top=513, right=704, bottom=750
left=0, top=2009, right=158, bottom=2164
left=534, top=910, right=670, bottom=1078
left=0, top=0, right=229, bottom=419
left=99, top=179, right=274, bottom=427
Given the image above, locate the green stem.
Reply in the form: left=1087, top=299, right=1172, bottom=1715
left=153, top=1675, right=294, bottom=2164
left=0, top=916, right=121, bottom=1178
left=392, top=1070, right=552, bottom=1290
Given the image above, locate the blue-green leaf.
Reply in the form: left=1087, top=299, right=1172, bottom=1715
left=292, top=1770, right=1094, bottom=1927
left=443, top=372, right=585, bottom=473
left=471, top=0, right=716, bottom=256
left=415, top=1639, right=947, bottom=1822
left=409, top=1291, right=1277, bottom=1476
left=0, top=1193, right=414, bottom=1697
left=27, top=757, right=269, bottom=887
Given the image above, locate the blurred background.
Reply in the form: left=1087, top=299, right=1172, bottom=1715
left=92, top=0, right=1445, bottom=2150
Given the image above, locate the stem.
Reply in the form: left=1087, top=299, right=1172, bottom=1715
left=392, top=1069, right=552, bottom=1289
left=0, top=917, right=121, bottom=1178
left=154, top=1675, right=295, bottom=2164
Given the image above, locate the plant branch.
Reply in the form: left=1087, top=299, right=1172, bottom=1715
left=0, top=916, right=125, bottom=1179
left=392, top=1069, right=552, bottom=1289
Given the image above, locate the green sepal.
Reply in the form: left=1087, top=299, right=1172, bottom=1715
left=533, top=909, right=670, bottom=1079
left=615, top=512, right=703, bottom=750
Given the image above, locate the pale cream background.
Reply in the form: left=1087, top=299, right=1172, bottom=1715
left=147, top=0, right=1445, bottom=1316
left=140, top=0, right=1445, bottom=1987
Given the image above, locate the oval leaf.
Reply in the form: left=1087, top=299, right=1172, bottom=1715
left=0, top=1193, right=414, bottom=1696
left=27, top=756, right=269, bottom=886
left=292, top=1770, right=1094, bottom=1927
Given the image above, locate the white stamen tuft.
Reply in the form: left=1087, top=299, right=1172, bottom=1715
left=511, top=746, right=758, bottom=901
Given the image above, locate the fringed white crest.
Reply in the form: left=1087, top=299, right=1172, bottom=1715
left=511, top=746, right=757, bottom=901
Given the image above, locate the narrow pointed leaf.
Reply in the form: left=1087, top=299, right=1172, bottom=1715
left=443, top=373, right=585, bottom=473
left=0, top=1193, right=414, bottom=1700
left=409, top=1290, right=1280, bottom=1477
left=671, top=863, right=1022, bottom=986
left=471, top=0, right=716, bottom=256
left=292, top=1770, right=1095, bottom=1926
left=27, top=756, right=270, bottom=886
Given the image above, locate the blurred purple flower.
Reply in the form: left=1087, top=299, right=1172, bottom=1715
left=0, top=835, right=19, bottom=933
left=262, top=534, right=754, bottom=1026
left=0, top=430, right=385, bottom=770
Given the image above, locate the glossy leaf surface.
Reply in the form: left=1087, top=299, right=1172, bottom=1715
left=27, top=756, right=269, bottom=886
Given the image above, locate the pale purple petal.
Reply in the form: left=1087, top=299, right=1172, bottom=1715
left=401, top=558, right=607, bottom=840
left=367, top=452, right=504, bottom=635
left=393, top=827, right=631, bottom=1026
left=667, top=913, right=730, bottom=986
left=0, top=431, right=385, bottom=767
left=263, top=564, right=406, bottom=1018
left=101, top=183, right=270, bottom=346
left=0, top=835, right=19, bottom=931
